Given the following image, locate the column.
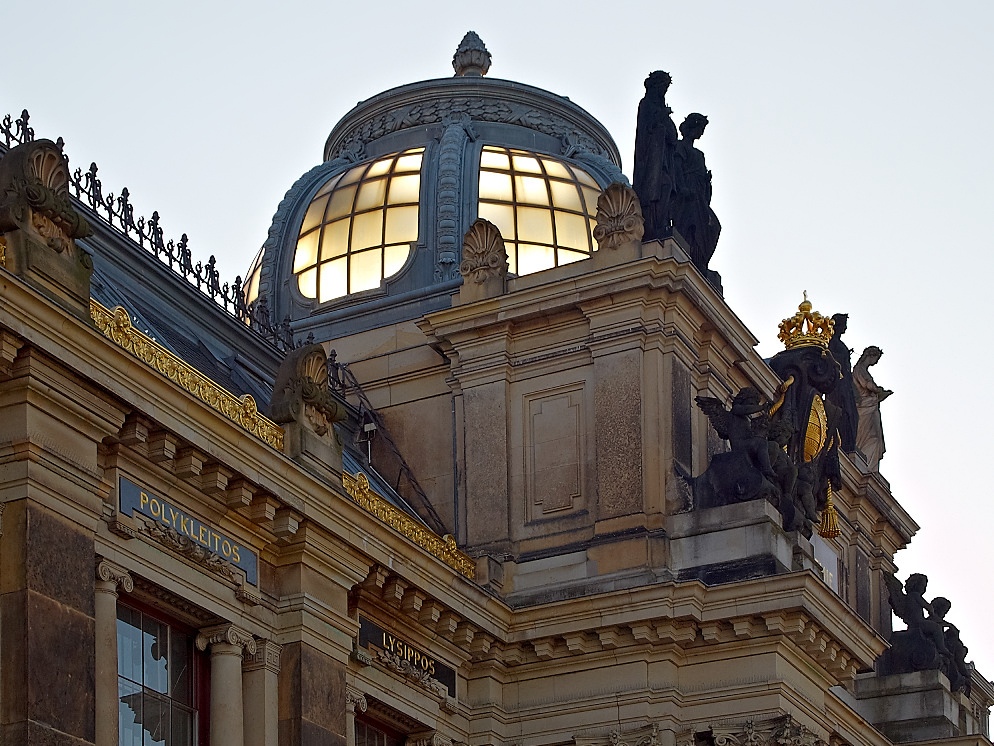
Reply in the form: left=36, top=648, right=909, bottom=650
left=95, top=558, right=133, bottom=746
left=243, top=640, right=281, bottom=746
left=345, top=686, right=367, bottom=746
left=196, top=624, right=256, bottom=746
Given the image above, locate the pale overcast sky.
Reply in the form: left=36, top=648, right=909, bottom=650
left=4, top=2, right=993, bottom=671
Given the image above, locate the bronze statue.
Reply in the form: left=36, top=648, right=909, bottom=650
left=880, top=573, right=971, bottom=693
left=632, top=71, right=678, bottom=242
left=826, top=313, right=858, bottom=453
left=853, top=345, right=891, bottom=469
left=671, top=113, right=720, bottom=272
left=696, top=388, right=776, bottom=480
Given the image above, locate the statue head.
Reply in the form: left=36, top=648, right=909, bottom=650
left=732, top=386, right=762, bottom=407
left=769, top=420, right=792, bottom=446
left=831, top=313, right=848, bottom=335
left=644, top=71, right=672, bottom=95
left=906, top=573, right=928, bottom=596
left=680, top=113, right=709, bottom=140
left=858, top=345, right=884, bottom=366
left=931, top=597, right=951, bottom=619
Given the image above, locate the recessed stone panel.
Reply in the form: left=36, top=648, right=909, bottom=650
left=525, top=385, right=585, bottom=520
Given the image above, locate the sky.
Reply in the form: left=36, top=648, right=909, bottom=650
left=4, top=2, right=993, bottom=674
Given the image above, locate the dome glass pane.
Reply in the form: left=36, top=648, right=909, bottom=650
left=294, top=148, right=424, bottom=303
left=477, top=146, right=599, bottom=275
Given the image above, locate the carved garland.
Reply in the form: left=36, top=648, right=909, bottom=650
left=343, top=472, right=475, bottom=579
left=90, top=300, right=284, bottom=450
left=330, top=96, right=606, bottom=160
left=376, top=648, right=448, bottom=698
left=132, top=513, right=237, bottom=583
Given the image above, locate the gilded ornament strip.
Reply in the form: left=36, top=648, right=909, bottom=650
left=343, top=472, right=475, bottom=579
left=89, top=300, right=284, bottom=450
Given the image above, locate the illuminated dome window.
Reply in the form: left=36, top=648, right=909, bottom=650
left=477, top=146, right=602, bottom=275
left=243, top=245, right=264, bottom=308
left=294, top=148, right=424, bottom=303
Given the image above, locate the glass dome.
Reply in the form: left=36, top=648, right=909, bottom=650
left=252, top=32, right=625, bottom=336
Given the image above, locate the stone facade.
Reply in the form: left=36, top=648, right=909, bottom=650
left=0, top=37, right=989, bottom=746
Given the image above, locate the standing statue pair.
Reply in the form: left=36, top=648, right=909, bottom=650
left=633, top=71, right=721, bottom=277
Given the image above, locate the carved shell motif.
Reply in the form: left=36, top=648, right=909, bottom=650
left=459, top=219, right=507, bottom=284
left=298, top=348, right=329, bottom=389
left=593, top=182, right=645, bottom=250
left=28, top=147, right=68, bottom=196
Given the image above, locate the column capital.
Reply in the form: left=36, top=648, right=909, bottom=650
left=346, top=686, right=367, bottom=713
left=195, top=623, right=257, bottom=655
left=95, top=558, right=134, bottom=592
left=407, top=731, right=452, bottom=746
left=242, top=639, right=281, bottom=673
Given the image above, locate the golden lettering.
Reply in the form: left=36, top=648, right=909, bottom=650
left=231, top=545, right=241, bottom=563
left=168, top=506, right=180, bottom=527
left=198, top=525, right=208, bottom=544
left=140, top=491, right=149, bottom=509
left=149, top=498, right=161, bottom=518
left=221, top=539, right=232, bottom=557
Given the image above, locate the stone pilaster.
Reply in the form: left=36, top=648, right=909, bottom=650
left=345, top=686, right=367, bottom=746
left=243, top=640, right=281, bottom=746
left=94, top=559, right=133, bottom=746
left=196, top=624, right=256, bottom=746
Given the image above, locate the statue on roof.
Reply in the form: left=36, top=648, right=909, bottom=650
left=881, top=573, right=972, bottom=693
left=671, top=113, right=721, bottom=274
left=853, top=345, right=891, bottom=469
left=689, top=296, right=844, bottom=538
left=632, top=71, right=679, bottom=243
left=826, top=313, right=858, bottom=453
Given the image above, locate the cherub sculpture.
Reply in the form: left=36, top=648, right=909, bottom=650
left=881, top=572, right=967, bottom=682
left=695, top=387, right=776, bottom=480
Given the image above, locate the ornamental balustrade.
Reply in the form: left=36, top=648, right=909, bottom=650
left=0, top=109, right=295, bottom=351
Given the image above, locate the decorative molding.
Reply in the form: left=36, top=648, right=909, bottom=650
left=195, top=623, right=257, bottom=655
left=408, top=731, right=453, bottom=746
left=376, top=648, right=448, bottom=698
left=243, top=639, right=281, bottom=673
left=95, top=558, right=134, bottom=593
left=131, top=513, right=237, bottom=583
left=593, top=183, right=644, bottom=251
left=331, top=96, right=607, bottom=161
left=346, top=686, right=368, bottom=713
left=90, top=300, right=284, bottom=450
left=435, top=116, right=474, bottom=282
left=709, top=715, right=827, bottom=746
left=343, top=472, right=475, bottom=579
left=131, top=575, right=220, bottom=626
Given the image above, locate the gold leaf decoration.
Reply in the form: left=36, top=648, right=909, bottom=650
left=89, top=300, right=284, bottom=451
left=343, top=472, right=475, bottom=579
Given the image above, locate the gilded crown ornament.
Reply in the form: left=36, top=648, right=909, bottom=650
left=777, top=292, right=834, bottom=350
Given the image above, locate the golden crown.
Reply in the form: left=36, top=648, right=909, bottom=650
left=777, top=292, right=834, bottom=350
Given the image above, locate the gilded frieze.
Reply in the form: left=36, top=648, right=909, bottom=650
left=343, top=472, right=475, bottom=579
left=89, top=300, right=284, bottom=450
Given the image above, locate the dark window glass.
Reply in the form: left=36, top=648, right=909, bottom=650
left=117, top=602, right=202, bottom=746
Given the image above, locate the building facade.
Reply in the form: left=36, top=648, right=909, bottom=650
left=0, top=33, right=989, bottom=746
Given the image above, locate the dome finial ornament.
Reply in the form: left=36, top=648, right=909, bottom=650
left=453, top=31, right=491, bottom=77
